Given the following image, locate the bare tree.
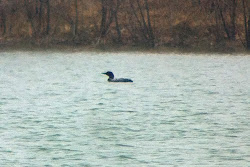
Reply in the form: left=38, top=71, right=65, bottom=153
left=230, top=0, right=237, bottom=40
left=242, top=0, right=249, bottom=50
left=24, top=0, right=37, bottom=36
left=0, top=1, right=7, bottom=36
left=144, top=0, right=154, bottom=47
left=46, top=0, right=50, bottom=35
left=114, top=0, right=122, bottom=43
left=128, top=0, right=155, bottom=47
left=75, top=0, right=78, bottom=36
left=54, top=1, right=77, bottom=36
left=99, top=0, right=114, bottom=40
left=38, top=0, right=44, bottom=33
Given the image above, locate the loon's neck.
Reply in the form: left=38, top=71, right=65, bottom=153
left=108, top=77, right=114, bottom=82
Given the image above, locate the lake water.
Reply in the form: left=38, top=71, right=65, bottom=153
left=0, top=51, right=249, bottom=167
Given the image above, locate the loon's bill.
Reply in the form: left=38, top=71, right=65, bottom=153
left=102, top=71, right=133, bottom=82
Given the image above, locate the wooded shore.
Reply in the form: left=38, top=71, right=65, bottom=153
left=0, top=39, right=248, bottom=54
left=0, top=0, right=249, bottom=53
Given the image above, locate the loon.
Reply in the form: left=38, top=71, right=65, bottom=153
left=102, top=71, right=133, bottom=82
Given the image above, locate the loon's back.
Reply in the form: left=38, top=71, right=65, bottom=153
left=108, top=78, right=133, bottom=82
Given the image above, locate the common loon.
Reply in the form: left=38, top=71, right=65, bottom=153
left=102, top=71, right=133, bottom=82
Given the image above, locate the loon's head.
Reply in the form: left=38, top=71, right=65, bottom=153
left=102, top=71, right=114, bottom=79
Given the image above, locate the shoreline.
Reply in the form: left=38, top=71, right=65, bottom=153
left=0, top=41, right=249, bottom=55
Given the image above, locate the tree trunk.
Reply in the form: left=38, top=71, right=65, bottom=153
left=1, top=12, right=6, bottom=35
left=230, top=0, right=237, bottom=40
left=75, top=0, right=78, bottom=36
left=114, top=0, right=122, bottom=43
left=247, top=16, right=250, bottom=50
left=218, top=5, right=231, bottom=40
left=24, top=0, right=35, bottom=36
left=136, top=0, right=148, bottom=34
left=39, top=0, right=43, bottom=34
left=71, top=22, right=76, bottom=36
left=99, top=0, right=114, bottom=42
left=215, top=5, right=222, bottom=42
left=129, top=0, right=146, bottom=39
left=46, top=0, right=50, bottom=35
left=247, top=0, right=250, bottom=50
left=144, top=0, right=155, bottom=47
left=80, top=0, right=84, bottom=28
left=100, top=0, right=107, bottom=38
left=242, top=0, right=249, bottom=50
left=128, top=0, right=154, bottom=47
left=36, top=0, right=39, bottom=14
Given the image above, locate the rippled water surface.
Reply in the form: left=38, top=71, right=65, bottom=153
left=0, top=52, right=249, bottom=166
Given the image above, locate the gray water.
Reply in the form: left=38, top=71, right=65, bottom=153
left=0, top=51, right=249, bottom=167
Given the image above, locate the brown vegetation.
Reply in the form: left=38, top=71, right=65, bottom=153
left=0, top=0, right=249, bottom=52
